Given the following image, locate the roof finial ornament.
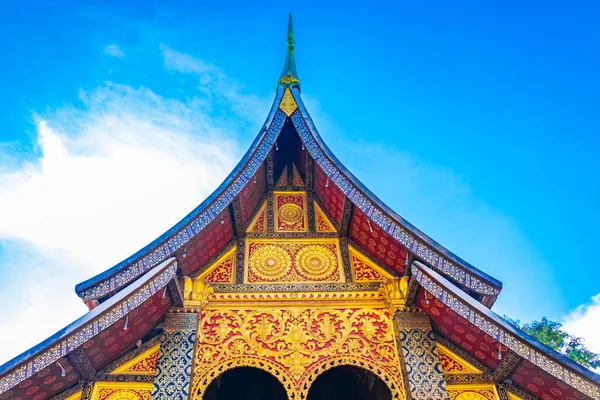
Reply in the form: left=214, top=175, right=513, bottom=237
left=279, top=13, right=300, bottom=89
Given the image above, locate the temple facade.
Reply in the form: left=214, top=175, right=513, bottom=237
left=1, top=15, right=599, bottom=400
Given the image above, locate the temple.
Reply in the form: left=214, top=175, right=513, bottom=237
left=1, top=15, right=599, bottom=400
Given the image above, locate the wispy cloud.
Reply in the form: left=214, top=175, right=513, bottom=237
left=103, top=44, right=125, bottom=58
left=0, top=49, right=266, bottom=364
left=563, top=294, right=600, bottom=354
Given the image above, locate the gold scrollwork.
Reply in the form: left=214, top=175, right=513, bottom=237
left=191, top=307, right=405, bottom=399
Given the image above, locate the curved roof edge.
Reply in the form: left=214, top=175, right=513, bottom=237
left=0, top=258, right=177, bottom=394
left=75, top=88, right=288, bottom=302
left=411, top=260, right=600, bottom=398
left=288, top=87, right=502, bottom=297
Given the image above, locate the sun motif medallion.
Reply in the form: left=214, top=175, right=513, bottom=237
left=248, top=244, right=293, bottom=281
left=279, top=203, right=303, bottom=225
left=294, top=245, right=337, bottom=280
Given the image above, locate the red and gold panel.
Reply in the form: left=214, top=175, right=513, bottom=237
left=350, top=208, right=408, bottom=275
left=417, top=290, right=503, bottom=370
left=510, top=359, right=588, bottom=400
left=247, top=201, right=267, bottom=233
left=239, top=164, right=266, bottom=223
left=292, top=163, right=304, bottom=187
left=314, top=201, right=336, bottom=233
left=274, top=191, right=308, bottom=233
left=437, top=343, right=482, bottom=374
left=348, top=245, right=393, bottom=283
left=82, top=292, right=171, bottom=370
left=90, top=382, right=152, bottom=400
left=313, top=163, right=345, bottom=224
left=244, top=239, right=344, bottom=283
left=110, top=344, right=159, bottom=375
left=198, top=247, right=236, bottom=284
left=177, top=213, right=234, bottom=277
left=447, top=384, right=499, bottom=400
left=192, top=307, right=405, bottom=399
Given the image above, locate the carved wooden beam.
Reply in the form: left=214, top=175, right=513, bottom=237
left=230, top=198, right=245, bottom=240
left=492, top=349, right=522, bottom=382
left=305, top=152, right=314, bottom=190
left=403, top=275, right=420, bottom=307
left=339, top=197, right=353, bottom=237
left=266, top=151, right=275, bottom=189
left=444, top=373, right=493, bottom=384
left=66, top=347, right=97, bottom=381
left=497, top=382, right=539, bottom=400
left=94, top=374, right=155, bottom=383
left=166, top=277, right=184, bottom=307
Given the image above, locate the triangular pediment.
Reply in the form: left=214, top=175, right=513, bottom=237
left=110, top=344, right=160, bottom=375
left=348, top=245, right=394, bottom=283
left=198, top=247, right=236, bottom=284
left=437, top=341, right=482, bottom=375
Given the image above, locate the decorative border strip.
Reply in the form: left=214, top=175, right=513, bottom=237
left=209, top=282, right=381, bottom=293
left=412, top=261, right=600, bottom=400
left=0, top=260, right=177, bottom=395
left=79, top=107, right=288, bottom=301
left=289, top=90, right=500, bottom=297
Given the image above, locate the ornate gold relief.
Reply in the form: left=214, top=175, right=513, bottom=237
left=181, top=277, right=214, bottom=309
left=274, top=191, right=308, bottom=232
left=90, top=382, right=153, bottom=400
left=314, top=201, right=336, bottom=233
left=447, top=384, right=500, bottom=400
left=379, top=277, right=409, bottom=311
left=507, top=392, right=524, bottom=400
left=247, top=201, right=267, bottom=233
left=191, top=307, right=405, bottom=400
left=349, top=245, right=393, bottom=282
left=279, top=88, right=298, bottom=116
left=292, top=163, right=304, bottom=187
left=110, top=344, right=160, bottom=375
left=437, top=343, right=482, bottom=375
left=198, top=247, right=236, bottom=284
left=244, top=238, right=344, bottom=284
left=276, top=168, right=288, bottom=188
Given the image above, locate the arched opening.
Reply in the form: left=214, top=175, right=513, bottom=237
left=202, top=366, right=288, bottom=400
left=307, top=365, right=392, bottom=400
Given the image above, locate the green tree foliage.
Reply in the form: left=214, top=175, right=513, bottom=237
left=504, top=316, right=600, bottom=369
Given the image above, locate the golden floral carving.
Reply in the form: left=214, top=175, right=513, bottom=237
left=91, top=383, right=153, bottom=400
left=314, top=201, right=336, bottom=233
left=199, top=248, right=236, bottom=284
left=191, top=307, right=405, bottom=399
left=245, top=239, right=343, bottom=283
left=274, top=191, right=307, bottom=232
left=181, top=277, right=214, bottom=309
left=110, top=344, right=160, bottom=375
left=379, top=277, right=409, bottom=311
left=279, top=88, right=298, bottom=116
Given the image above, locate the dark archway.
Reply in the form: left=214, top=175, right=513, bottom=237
left=307, top=365, right=392, bottom=400
left=203, top=367, right=288, bottom=400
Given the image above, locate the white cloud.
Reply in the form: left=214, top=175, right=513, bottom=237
left=0, top=50, right=266, bottom=364
left=103, top=44, right=125, bottom=58
left=563, top=294, right=600, bottom=354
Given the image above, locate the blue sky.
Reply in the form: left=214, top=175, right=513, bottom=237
left=0, top=1, right=599, bottom=362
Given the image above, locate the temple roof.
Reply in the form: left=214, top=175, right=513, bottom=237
left=2, top=17, right=598, bottom=400
left=73, top=16, right=502, bottom=307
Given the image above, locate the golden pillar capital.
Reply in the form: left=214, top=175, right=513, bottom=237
left=181, top=276, right=214, bottom=310
left=379, top=276, right=409, bottom=312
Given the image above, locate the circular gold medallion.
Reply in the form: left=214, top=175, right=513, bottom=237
left=249, top=244, right=292, bottom=281
left=279, top=203, right=303, bottom=225
left=295, top=245, right=337, bottom=280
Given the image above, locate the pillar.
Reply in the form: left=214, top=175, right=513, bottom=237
left=151, top=312, right=199, bottom=400
left=380, top=277, right=449, bottom=400
left=152, top=277, right=212, bottom=400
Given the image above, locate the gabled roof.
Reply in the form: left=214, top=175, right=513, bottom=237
left=74, top=15, right=502, bottom=308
